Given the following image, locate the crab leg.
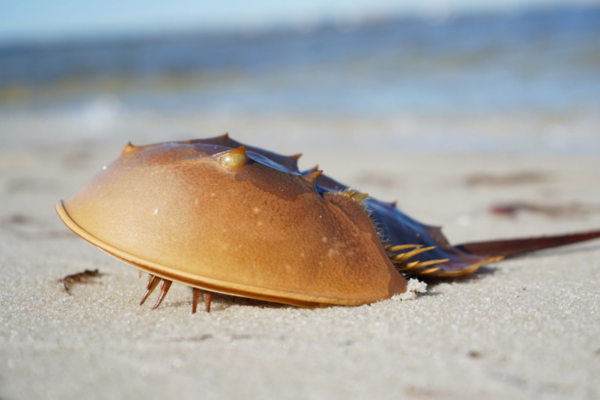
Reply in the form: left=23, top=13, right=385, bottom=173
left=140, top=275, right=160, bottom=305
left=191, top=288, right=213, bottom=313
left=146, top=273, right=155, bottom=289
left=203, top=290, right=212, bottom=313
left=152, top=279, right=173, bottom=310
left=192, top=288, right=201, bottom=314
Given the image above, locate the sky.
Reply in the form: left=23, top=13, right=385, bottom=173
left=0, top=0, right=598, bottom=43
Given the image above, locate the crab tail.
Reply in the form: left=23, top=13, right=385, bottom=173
left=455, top=230, right=600, bottom=258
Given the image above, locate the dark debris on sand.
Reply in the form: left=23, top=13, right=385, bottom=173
left=60, top=269, right=103, bottom=295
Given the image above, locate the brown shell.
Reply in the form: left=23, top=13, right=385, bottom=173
left=56, top=137, right=408, bottom=307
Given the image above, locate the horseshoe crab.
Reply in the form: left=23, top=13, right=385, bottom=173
left=55, top=134, right=600, bottom=312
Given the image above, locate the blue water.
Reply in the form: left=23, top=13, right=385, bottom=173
left=0, top=5, right=599, bottom=155
left=1, top=6, right=599, bottom=117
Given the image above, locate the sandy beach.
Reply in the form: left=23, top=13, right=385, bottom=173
left=1, top=112, right=600, bottom=400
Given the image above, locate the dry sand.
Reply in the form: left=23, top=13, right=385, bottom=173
left=1, top=115, right=600, bottom=400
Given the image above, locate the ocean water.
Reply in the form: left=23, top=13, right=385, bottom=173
left=0, top=6, right=599, bottom=153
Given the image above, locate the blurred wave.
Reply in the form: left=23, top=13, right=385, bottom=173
left=0, top=5, right=599, bottom=153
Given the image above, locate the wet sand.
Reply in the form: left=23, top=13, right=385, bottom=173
left=1, top=115, right=600, bottom=400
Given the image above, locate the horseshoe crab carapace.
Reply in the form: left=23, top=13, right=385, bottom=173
left=55, top=135, right=600, bottom=312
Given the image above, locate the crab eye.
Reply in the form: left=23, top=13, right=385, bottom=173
left=219, top=153, right=246, bottom=168
left=218, top=146, right=247, bottom=168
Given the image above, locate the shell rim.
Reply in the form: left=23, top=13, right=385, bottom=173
left=55, top=200, right=399, bottom=307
